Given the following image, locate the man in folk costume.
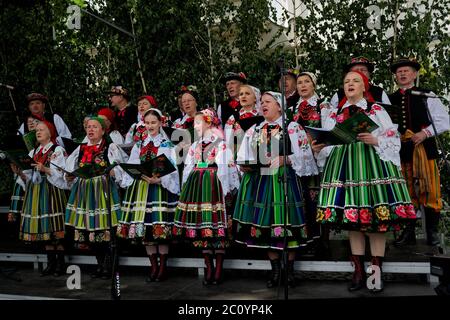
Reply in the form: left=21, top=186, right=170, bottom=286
left=278, top=67, right=300, bottom=120
left=330, top=56, right=391, bottom=109
left=388, top=57, right=450, bottom=247
left=19, top=92, right=72, bottom=147
left=107, top=85, right=138, bottom=137
left=217, top=71, right=247, bottom=128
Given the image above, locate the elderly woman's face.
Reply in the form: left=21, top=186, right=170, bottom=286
left=239, top=86, right=256, bottom=108
left=181, top=93, right=197, bottom=116
left=86, top=119, right=105, bottom=143
left=344, top=72, right=365, bottom=100
left=296, top=75, right=315, bottom=99
left=35, top=122, right=51, bottom=144
left=261, top=94, right=281, bottom=122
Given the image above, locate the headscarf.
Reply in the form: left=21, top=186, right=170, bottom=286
left=247, top=85, right=261, bottom=114
left=262, top=91, right=287, bottom=111
left=137, top=95, right=158, bottom=108
left=338, top=70, right=374, bottom=108
left=298, top=72, right=317, bottom=87
left=40, top=120, right=57, bottom=144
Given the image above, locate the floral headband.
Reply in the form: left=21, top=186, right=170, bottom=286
left=200, top=108, right=220, bottom=127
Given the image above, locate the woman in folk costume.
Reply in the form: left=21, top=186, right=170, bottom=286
left=8, top=115, right=41, bottom=223
left=224, top=84, right=262, bottom=148
left=9, top=92, right=71, bottom=224
left=293, top=72, right=333, bottom=256
left=124, top=95, right=158, bottom=144
left=97, top=107, right=124, bottom=145
left=11, top=120, right=68, bottom=276
left=65, top=117, right=128, bottom=279
left=313, top=71, right=415, bottom=293
left=172, top=85, right=198, bottom=130
left=233, top=92, right=318, bottom=288
left=224, top=84, right=263, bottom=231
left=173, top=109, right=240, bottom=285
left=117, top=108, right=180, bottom=282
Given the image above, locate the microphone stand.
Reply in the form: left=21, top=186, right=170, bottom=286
left=0, top=85, right=20, bottom=126
left=276, top=57, right=291, bottom=300
left=102, top=164, right=121, bottom=300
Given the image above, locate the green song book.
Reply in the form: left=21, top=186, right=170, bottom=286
left=120, top=154, right=176, bottom=179
left=305, top=112, right=379, bottom=146
left=22, top=130, right=37, bottom=152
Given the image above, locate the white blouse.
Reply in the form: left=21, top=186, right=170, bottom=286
left=17, top=142, right=68, bottom=190
left=316, top=99, right=402, bottom=168
left=65, top=140, right=129, bottom=187
left=118, top=133, right=180, bottom=195
left=183, top=130, right=240, bottom=196
left=237, top=116, right=318, bottom=177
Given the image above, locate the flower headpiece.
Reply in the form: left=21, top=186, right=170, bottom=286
left=200, top=108, right=220, bottom=127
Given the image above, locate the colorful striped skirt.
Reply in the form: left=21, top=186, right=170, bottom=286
left=233, top=166, right=307, bottom=250
left=9, top=181, right=24, bottom=221
left=316, top=142, right=415, bottom=232
left=65, top=176, right=121, bottom=243
left=173, top=167, right=228, bottom=249
left=117, top=179, right=178, bottom=244
left=20, top=177, right=66, bottom=242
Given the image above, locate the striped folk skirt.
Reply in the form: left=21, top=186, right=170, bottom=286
left=317, top=142, right=415, bottom=233
left=20, top=177, right=66, bottom=242
left=65, top=176, right=121, bottom=243
left=173, top=167, right=228, bottom=249
left=117, top=179, right=178, bottom=244
left=233, top=166, right=307, bottom=250
left=9, top=181, right=25, bottom=221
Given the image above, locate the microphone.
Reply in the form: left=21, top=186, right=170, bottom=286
left=0, top=83, right=15, bottom=90
left=410, top=90, right=439, bottom=98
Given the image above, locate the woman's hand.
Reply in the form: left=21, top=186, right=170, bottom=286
left=239, top=165, right=254, bottom=173
left=31, top=162, right=49, bottom=174
left=411, top=131, right=427, bottom=146
left=357, top=133, right=378, bottom=146
left=142, top=174, right=161, bottom=184
left=65, top=173, right=75, bottom=182
left=311, top=140, right=326, bottom=153
left=270, top=156, right=290, bottom=169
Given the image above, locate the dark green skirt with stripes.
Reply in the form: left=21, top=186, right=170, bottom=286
left=317, top=142, right=415, bottom=233
left=65, top=176, right=121, bottom=243
left=20, top=177, right=66, bottom=242
left=117, top=179, right=178, bottom=244
left=9, top=181, right=25, bottom=221
left=173, top=167, right=228, bottom=249
left=233, top=166, right=307, bottom=250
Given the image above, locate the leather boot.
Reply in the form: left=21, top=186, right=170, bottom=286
left=91, top=252, right=105, bottom=278
left=287, top=260, right=297, bottom=288
left=101, top=251, right=112, bottom=280
left=266, top=259, right=281, bottom=288
left=145, top=254, right=159, bottom=283
left=213, top=253, right=224, bottom=285
left=53, top=251, right=66, bottom=277
left=156, top=254, right=168, bottom=282
left=348, top=255, right=366, bottom=292
left=202, top=253, right=214, bottom=285
left=369, top=256, right=384, bottom=293
left=394, top=220, right=416, bottom=247
left=41, top=251, right=57, bottom=277
left=425, top=208, right=440, bottom=246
